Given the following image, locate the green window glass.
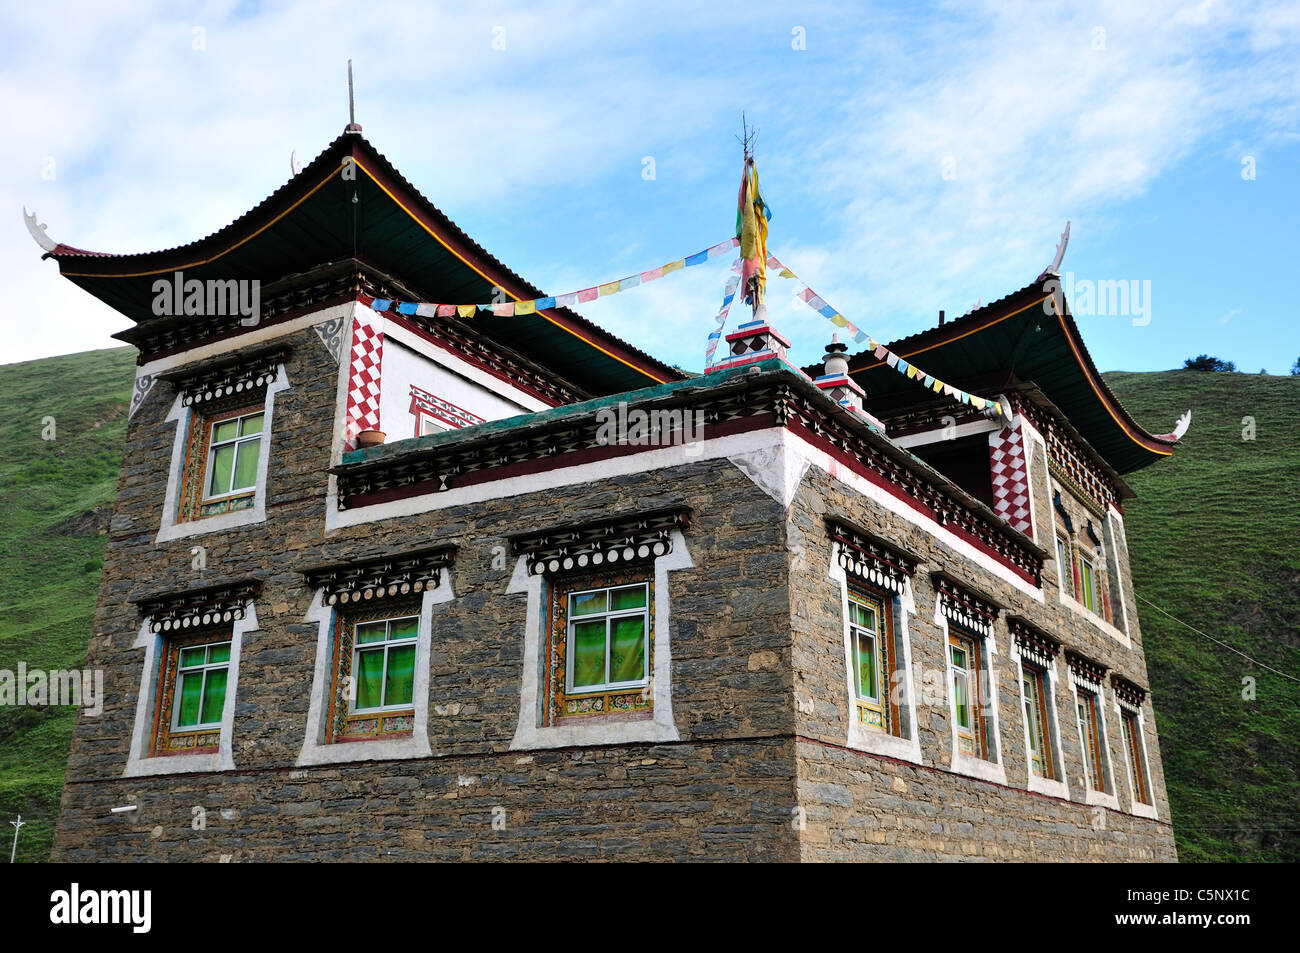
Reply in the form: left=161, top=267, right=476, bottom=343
left=208, top=445, right=236, bottom=496
left=848, top=593, right=884, bottom=702
left=205, top=411, right=264, bottom=500
left=1122, top=711, right=1151, bottom=804
left=566, top=582, right=650, bottom=693
left=1023, top=667, right=1050, bottom=777
left=1077, top=691, right=1106, bottom=791
left=609, top=616, right=646, bottom=683
left=1079, top=557, right=1097, bottom=612
left=571, top=620, right=606, bottom=687
left=951, top=645, right=971, bottom=730
left=351, top=615, right=420, bottom=712
left=172, top=640, right=231, bottom=729
left=354, top=649, right=384, bottom=709
left=1023, top=675, right=1038, bottom=752
left=855, top=631, right=877, bottom=700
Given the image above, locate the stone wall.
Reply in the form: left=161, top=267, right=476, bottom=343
left=53, top=319, right=1176, bottom=861
left=54, top=324, right=806, bottom=861
left=787, top=465, right=1177, bottom=860
left=796, top=739, right=1175, bottom=861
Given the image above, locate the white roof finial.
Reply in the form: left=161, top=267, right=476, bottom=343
left=23, top=207, right=58, bottom=253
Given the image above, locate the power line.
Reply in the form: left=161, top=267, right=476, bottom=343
left=1135, top=592, right=1299, bottom=684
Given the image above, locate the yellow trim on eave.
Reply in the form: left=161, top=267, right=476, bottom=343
left=849, top=291, right=1170, bottom=459
left=59, top=166, right=342, bottom=279
left=61, top=152, right=668, bottom=386
left=1054, top=304, right=1172, bottom=458
left=848, top=294, right=1052, bottom=373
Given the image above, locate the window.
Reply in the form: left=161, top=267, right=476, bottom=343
left=547, top=573, right=653, bottom=723
left=1076, top=689, right=1108, bottom=792
left=1056, top=535, right=1074, bottom=600
left=180, top=405, right=264, bottom=520
left=848, top=589, right=894, bottom=731
left=567, top=583, right=649, bottom=695
left=1121, top=709, right=1151, bottom=805
left=205, top=411, right=263, bottom=500
left=1021, top=664, right=1054, bottom=779
left=327, top=607, right=421, bottom=742
left=949, top=631, right=987, bottom=759
left=152, top=632, right=231, bottom=756
left=1077, top=552, right=1098, bottom=614
left=418, top=416, right=447, bottom=436
left=352, top=616, right=418, bottom=712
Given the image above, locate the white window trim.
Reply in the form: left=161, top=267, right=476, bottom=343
left=155, top=366, right=290, bottom=543
left=509, top=530, right=690, bottom=751
left=297, top=576, right=453, bottom=766
left=935, top=602, right=1006, bottom=785
left=828, top=544, right=922, bottom=765
left=1105, top=504, right=1133, bottom=636
left=123, top=607, right=256, bottom=777
left=1012, top=650, right=1071, bottom=800
left=1067, top=676, right=1119, bottom=809
left=1116, top=696, right=1159, bottom=819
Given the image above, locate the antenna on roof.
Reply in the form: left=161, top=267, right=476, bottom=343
left=345, top=59, right=362, bottom=133
left=735, top=112, right=758, bottom=162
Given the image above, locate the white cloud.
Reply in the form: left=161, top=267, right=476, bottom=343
left=2, top=0, right=1297, bottom=371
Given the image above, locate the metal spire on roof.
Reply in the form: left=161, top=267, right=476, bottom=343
left=344, top=59, right=362, bottom=133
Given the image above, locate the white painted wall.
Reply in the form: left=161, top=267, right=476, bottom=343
left=377, top=336, right=535, bottom=441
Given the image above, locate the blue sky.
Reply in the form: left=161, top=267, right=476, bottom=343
left=2, top=0, right=1298, bottom=373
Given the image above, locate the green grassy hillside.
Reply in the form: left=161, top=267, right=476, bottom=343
left=0, top=346, right=136, bottom=862
left=0, top=349, right=1294, bottom=862
left=1105, top=370, right=1299, bottom=863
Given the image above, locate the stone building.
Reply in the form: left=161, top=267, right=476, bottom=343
left=40, top=128, right=1181, bottom=861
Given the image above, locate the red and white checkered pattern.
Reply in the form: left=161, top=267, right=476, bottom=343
left=344, top=317, right=383, bottom=450
left=989, top=425, right=1033, bottom=536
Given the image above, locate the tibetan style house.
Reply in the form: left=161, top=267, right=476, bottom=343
left=41, top=127, right=1180, bottom=861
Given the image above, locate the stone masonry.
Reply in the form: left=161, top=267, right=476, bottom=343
left=52, top=321, right=1177, bottom=861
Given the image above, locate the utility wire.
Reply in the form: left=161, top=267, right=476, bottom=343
left=1135, top=592, right=1299, bottom=683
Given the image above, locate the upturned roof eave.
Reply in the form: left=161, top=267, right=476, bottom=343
left=43, top=131, right=683, bottom=390
left=808, top=279, right=1177, bottom=474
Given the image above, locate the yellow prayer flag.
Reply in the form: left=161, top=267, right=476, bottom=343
left=457, top=305, right=476, bottom=319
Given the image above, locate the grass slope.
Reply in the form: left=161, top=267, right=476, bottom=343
left=0, top=349, right=1294, bottom=862
left=1106, top=370, right=1300, bottom=863
left=0, top=346, right=135, bottom=862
